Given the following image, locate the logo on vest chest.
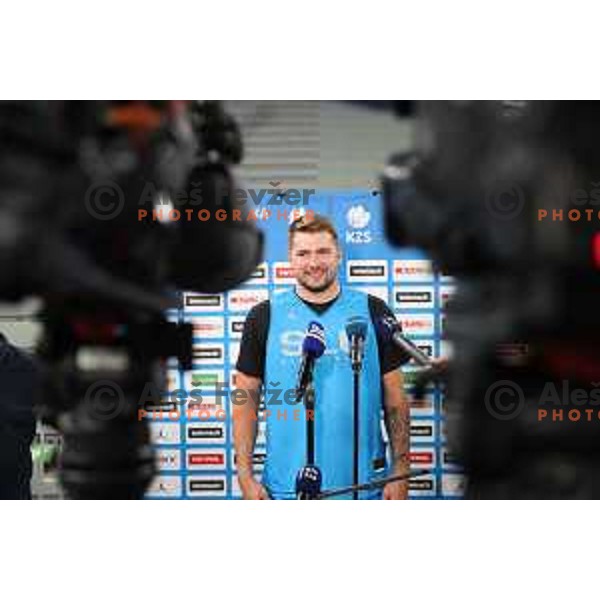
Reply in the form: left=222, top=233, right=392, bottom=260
left=279, top=329, right=351, bottom=358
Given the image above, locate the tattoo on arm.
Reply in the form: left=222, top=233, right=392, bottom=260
left=385, top=404, right=410, bottom=473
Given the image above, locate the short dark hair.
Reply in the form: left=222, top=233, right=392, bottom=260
left=288, top=214, right=339, bottom=248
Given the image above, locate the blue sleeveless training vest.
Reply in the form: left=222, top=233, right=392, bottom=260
left=262, top=288, right=387, bottom=499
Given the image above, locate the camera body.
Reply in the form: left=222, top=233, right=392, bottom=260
left=383, top=101, right=600, bottom=498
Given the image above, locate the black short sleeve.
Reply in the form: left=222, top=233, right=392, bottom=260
left=235, top=300, right=270, bottom=380
left=368, top=295, right=411, bottom=374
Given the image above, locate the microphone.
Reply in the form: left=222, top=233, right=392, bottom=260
left=295, top=465, right=322, bottom=499
left=345, top=317, right=368, bottom=372
left=295, top=321, right=326, bottom=401
left=379, top=315, right=432, bottom=367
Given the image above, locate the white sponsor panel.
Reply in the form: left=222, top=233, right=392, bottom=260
left=408, top=475, right=436, bottom=498
left=248, top=262, right=269, bottom=284
left=166, top=370, right=179, bottom=394
left=192, top=342, right=224, bottom=365
left=228, top=316, right=247, bottom=339
left=410, top=419, right=435, bottom=444
left=409, top=338, right=435, bottom=364
left=186, top=399, right=227, bottom=420
left=185, top=316, right=225, bottom=339
left=229, top=341, right=241, bottom=366
left=231, top=476, right=243, bottom=499
left=394, top=286, right=435, bottom=310
left=440, top=420, right=448, bottom=443
left=182, top=292, right=224, bottom=313
left=186, top=448, right=227, bottom=471
left=402, top=366, right=434, bottom=390
left=442, top=448, right=463, bottom=470
left=256, top=422, right=266, bottom=446
left=145, top=475, right=182, bottom=498
left=439, top=285, right=457, bottom=310
left=186, top=422, right=227, bottom=445
left=272, top=262, right=295, bottom=285
left=409, top=448, right=436, bottom=469
left=149, top=422, right=181, bottom=445
left=155, top=448, right=181, bottom=471
left=183, top=369, right=226, bottom=394
left=350, top=285, right=389, bottom=304
left=442, top=472, right=466, bottom=497
left=346, top=259, right=388, bottom=283
left=393, top=259, right=434, bottom=283
left=186, top=475, right=227, bottom=498
left=227, top=288, right=269, bottom=313
left=395, top=313, right=435, bottom=337
left=439, top=340, right=453, bottom=359
left=410, top=392, right=435, bottom=418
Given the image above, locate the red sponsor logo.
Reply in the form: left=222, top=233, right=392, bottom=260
left=188, top=453, right=225, bottom=466
left=275, top=266, right=295, bottom=279
left=402, top=318, right=430, bottom=328
left=395, top=266, right=428, bottom=276
left=409, top=451, right=433, bottom=464
left=193, top=323, right=220, bottom=332
left=231, top=295, right=262, bottom=305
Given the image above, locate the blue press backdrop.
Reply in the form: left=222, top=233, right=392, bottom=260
left=145, top=190, right=463, bottom=499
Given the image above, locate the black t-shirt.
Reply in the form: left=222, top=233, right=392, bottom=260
left=236, top=292, right=410, bottom=379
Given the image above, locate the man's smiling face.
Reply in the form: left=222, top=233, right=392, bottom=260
left=289, top=230, right=341, bottom=293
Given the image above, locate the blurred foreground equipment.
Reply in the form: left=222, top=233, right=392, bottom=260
left=383, top=101, right=600, bottom=498
left=0, top=100, right=262, bottom=498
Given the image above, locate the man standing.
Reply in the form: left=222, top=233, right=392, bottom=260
left=233, top=215, right=411, bottom=499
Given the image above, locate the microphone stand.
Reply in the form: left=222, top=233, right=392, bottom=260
left=352, top=361, right=361, bottom=500
left=317, top=469, right=432, bottom=500
left=295, top=379, right=322, bottom=499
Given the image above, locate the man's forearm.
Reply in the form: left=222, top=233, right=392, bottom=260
left=232, top=374, right=262, bottom=480
left=383, top=370, right=410, bottom=475
left=385, top=402, right=410, bottom=474
left=233, top=401, right=258, bottom=479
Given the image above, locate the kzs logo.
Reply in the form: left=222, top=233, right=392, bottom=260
left=346, top=205, right=371, bottom=229
left=345, top=230, right=372, bottom=244
left=345, top=205, right=372, bottom=245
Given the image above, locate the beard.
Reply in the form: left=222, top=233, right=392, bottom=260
left=296, top=270, right=338, bottom=294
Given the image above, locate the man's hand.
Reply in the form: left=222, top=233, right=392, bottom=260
left=383, top=480, right=408, bottom=500
left=239, top=475, right=270, bottom=500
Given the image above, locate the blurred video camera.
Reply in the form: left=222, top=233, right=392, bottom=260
left=0, top=100, right=262, bottom=498
left=383, top=101, right=600, bottom=498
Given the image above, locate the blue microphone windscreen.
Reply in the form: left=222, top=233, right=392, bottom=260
left=303, top=321, right=326, bottom=358
left=345, top=316, right=368, bottom=340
